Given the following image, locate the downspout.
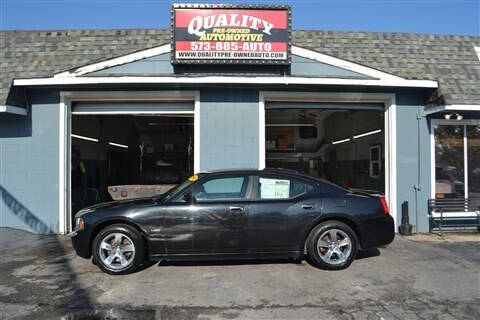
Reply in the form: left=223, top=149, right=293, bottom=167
left=23, top=89, right=31, bottom=115
left=414, top=110, right=424, bottom=231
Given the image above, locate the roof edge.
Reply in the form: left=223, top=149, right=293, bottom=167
left=424, top=104, right=480, bottom=115
left=13, top=75, right=438, bottom=88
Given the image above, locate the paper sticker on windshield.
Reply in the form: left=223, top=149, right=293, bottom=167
left=188, top=174, right=199, bottom=182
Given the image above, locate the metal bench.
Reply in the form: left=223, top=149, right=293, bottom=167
left=427, top=198, right=480, bottom=234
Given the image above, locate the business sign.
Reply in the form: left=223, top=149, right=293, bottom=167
left=171, top=4, right=291, bottom=64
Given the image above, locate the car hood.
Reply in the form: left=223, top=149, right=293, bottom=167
left=77, top=197, right=157, bottom=216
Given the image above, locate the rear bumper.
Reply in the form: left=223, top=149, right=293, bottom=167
left=360, top=215, right=395, bottom=249
left=70, top=230, right=91, bottom=259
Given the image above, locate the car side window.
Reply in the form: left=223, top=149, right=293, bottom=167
left=192, top=176, right=248, bottom=201
left=258, top=177, right=314, bottom=200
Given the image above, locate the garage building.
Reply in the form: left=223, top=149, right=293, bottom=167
left=1, top=11, right=479, bottom=234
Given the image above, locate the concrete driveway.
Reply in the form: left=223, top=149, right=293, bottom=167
left=0, top=228, right=479, bottom=320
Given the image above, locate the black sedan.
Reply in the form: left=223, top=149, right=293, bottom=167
left=71, top=169, right=394, bottom=274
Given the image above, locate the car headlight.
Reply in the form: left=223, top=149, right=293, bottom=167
left=75, top=218, right=85, bottom=232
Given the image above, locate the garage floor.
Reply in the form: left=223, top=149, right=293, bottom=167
left=0, top=228, right=479, bottom=320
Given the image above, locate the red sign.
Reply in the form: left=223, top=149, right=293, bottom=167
left=171, top=4, right=291, bottom=64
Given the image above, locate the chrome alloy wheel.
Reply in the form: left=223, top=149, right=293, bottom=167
left=99, top=233, right=136, bottom=271
left=316, top=228, right=352, bottom=265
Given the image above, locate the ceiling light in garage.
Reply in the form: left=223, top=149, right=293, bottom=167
left=71, top=134, right=99, bottom=142
left=353, top=129, right=382, bottom=139
left=332, top=138, right=351, bottom=145
left=109, top=142, right=129, bottom=149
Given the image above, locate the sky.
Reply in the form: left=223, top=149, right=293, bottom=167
left=0, top=0, right=478, bottom=36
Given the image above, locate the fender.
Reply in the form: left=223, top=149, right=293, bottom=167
left=300, top=213, right=365, bottom=252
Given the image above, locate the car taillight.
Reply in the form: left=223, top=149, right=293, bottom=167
left=380, top=196, right=389, bottom=215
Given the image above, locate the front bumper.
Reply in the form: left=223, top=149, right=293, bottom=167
left=70, top=230, right=92, bottom=259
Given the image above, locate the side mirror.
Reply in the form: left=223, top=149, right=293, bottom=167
left=183, top=192, right=196, bottom=204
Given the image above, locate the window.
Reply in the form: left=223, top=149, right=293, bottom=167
left=192, top=176, right=248, bottom=201
left=433, top=123, right=480, bottom=199
left=369, top=145, right=381, bottom=178
left=259, top=177, right=313, bottom=199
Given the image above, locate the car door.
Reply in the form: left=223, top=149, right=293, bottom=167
left=247, top=174, right=321, bottom=253
left=164, top=174, right=253, bottom=255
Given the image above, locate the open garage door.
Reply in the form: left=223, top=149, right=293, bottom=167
left=72, top=101, right=194, bottom=114
left=70, top=101, right=194, bottom=226
left=265, top=102, right=385, bottom=194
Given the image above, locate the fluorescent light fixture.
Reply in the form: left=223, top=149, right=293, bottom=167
left=266, top=124, right=315, bottom=127
left=71, top=134, right=99, bottom=142
left=109, top=142, right=129, bottom=149
left=353, top=129, right=382, bottom=139
left=332, top=138, right=350, bottom=145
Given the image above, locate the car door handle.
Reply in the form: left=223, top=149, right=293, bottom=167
left=301, top=204, right=314, bottom=210
left=230, top=206, right=244, bottom=214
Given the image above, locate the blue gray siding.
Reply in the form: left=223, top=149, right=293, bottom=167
left=88, top=53, right=373, bottom=79
left=0, top=90, right=60, bottom=234
left=199, top=89, right=259, bottom=171
left=89, top=53, right=174, bottom=76
left=0, top=87, right=435, bottom=234
left=395, top=93, right=431, bottom=232
left=290, top=55, right=373, bottom=79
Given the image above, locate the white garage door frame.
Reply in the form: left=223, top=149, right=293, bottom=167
left=58, top=90, right=200, bottom=234
left=259, top=91, right=397, bottom=227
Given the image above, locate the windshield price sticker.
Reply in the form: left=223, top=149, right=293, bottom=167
left=171, top=5, right=291, bottom=64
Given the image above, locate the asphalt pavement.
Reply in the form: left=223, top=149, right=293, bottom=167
left=0, top=227, right=479, bottom=320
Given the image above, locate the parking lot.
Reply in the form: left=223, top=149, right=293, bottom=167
left=0, top=228, right=479, bottom=320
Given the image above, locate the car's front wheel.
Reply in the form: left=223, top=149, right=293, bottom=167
left=92, top=224, right=144, bottom=275
left=307, top=221, right=358, bottom=270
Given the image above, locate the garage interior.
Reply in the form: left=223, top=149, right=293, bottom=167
left=71, top=113, right=194, bottom=216
left=266, top=105, right=385, bottom=193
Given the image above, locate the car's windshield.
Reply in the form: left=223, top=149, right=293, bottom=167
left=155, top=174, right=205, bottom=201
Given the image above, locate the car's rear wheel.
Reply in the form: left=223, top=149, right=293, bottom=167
left=307, top=221, right=358, bottom=270
left=92, top=224, right=144, bottom=275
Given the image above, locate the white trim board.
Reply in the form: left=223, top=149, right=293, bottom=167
left=54, top=44, right=171, bottom=78
left=54, top=44, right=405, bottom=82
left=259, top=91, right=398, bottom=228
left=0, top=105, right=27, bottom=116
left=291, top=46, right=403, bottom=81
left=474, top=47, right=480, bottom=62
left=61, top=90, right=198, bottom=101
left=425, top=104, right=480, bottom=115
left=58, top=95, right=68, bottom=234
left=14, top=76, right=438, bottom=88
left=430, top=118, right=480, bottom=201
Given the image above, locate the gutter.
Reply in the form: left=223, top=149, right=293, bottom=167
left=0, top=105, right=27, bottom=116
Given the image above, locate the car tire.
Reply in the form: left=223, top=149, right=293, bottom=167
left=307, top=221, right=358, bottom=270
left=92, top=224, right=144, bottom=275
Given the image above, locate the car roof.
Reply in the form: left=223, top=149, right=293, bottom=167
left=200, top=168, right=297, bottom=175
left=199, top=168, right=338, bottom=186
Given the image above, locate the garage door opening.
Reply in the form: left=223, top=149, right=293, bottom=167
left=71, top=114, right=194, bottom=217
left=266, top=106, right=385, bottom=193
